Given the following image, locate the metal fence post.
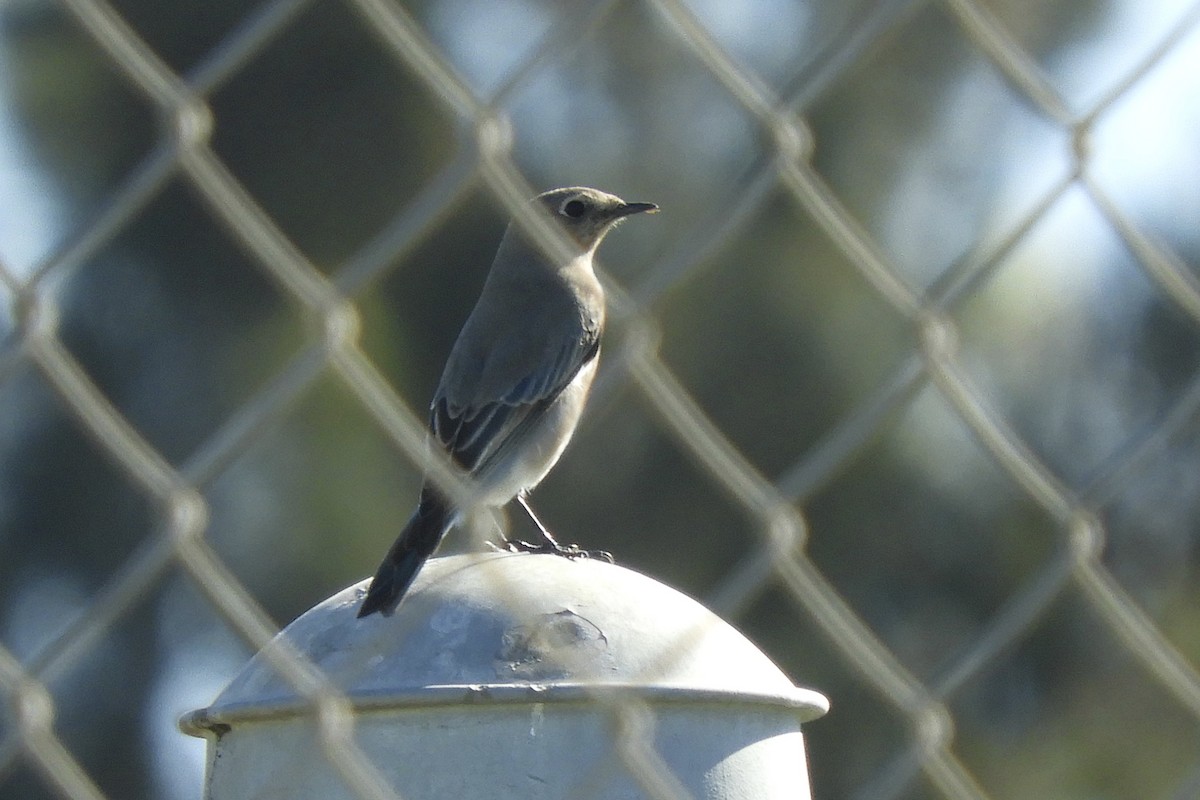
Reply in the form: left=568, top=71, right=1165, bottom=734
left=182, top=554, right=829, bottom=799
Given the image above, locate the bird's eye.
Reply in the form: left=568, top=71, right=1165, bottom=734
left=561, top=199, right=586, bottom=218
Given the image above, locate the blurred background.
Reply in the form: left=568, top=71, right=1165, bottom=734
left=1, top=0, right=1199, bottom=797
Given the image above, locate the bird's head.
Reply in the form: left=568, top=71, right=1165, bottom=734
left=534, top=186, right=658, bottom=252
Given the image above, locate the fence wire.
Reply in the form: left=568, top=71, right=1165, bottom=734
left=1, top=0, right=1199, bottom=798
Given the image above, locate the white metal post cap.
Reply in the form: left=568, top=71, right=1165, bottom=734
left=182, top=554, right=828, bottom=799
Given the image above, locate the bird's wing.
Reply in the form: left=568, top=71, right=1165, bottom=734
left=430, top=324, right=600, bottom=475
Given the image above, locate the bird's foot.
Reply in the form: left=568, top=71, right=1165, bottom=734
left=501, top=539, right=614, bottom=563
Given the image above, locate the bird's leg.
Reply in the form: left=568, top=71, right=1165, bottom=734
left=516, top=490, right=564, bottom=549
left=502, top=491, right=614, bottom=562
left=483, top=508, right=513, bottom=553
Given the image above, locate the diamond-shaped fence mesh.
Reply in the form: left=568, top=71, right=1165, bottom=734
left=1, top=0, right=1199, bottom=798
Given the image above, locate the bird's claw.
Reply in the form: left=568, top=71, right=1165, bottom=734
left=502, top=539, right=614, bottom=563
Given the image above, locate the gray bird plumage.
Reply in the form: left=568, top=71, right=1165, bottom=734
left=358, top=187, right=657, bottom=618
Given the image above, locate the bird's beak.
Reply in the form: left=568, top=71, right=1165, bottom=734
left=613, top=201, right=659, bottom=219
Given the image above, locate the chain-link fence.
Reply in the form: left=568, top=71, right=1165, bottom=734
left=2, top=0, right=1199, bottom=797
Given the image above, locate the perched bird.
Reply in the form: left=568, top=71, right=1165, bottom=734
left=357, top=187, right=658, bottom=618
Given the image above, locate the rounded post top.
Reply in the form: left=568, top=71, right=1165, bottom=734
left=182, top=554, right=828, bottom=737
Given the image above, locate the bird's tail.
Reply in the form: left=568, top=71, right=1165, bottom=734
left=357, top=491, right=451, bottom=618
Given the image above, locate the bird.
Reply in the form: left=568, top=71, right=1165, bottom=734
left=357, top=187, right=658, bottom=618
